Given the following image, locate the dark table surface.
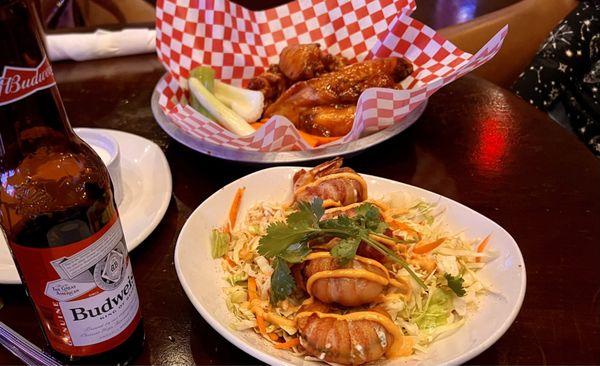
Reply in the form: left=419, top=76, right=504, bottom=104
left=1, top=51, right=599, bottom=365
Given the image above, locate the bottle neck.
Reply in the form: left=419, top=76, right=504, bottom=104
left=0, top=0, right=75, bottom=168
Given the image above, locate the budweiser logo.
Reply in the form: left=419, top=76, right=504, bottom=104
left=68, top=274, right=136, bottom=321
left=0, top=56, right=56, bottom=106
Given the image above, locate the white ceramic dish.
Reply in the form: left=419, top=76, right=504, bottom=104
left=0, top=128, right=172, bottom=284
left=175, top=167, right=526, bottom=366
left=151, top=74, right=428, bottom=164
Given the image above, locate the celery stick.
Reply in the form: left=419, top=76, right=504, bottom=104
left=189, top=66, right=216, bottom=120
left=189, top=78, right=255, bottom=136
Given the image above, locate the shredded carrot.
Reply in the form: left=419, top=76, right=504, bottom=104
left=228, top=187, right=245, bottom=231
left=256, top=314, right=267, bottom=333
left=247, top=277, right=258, bottom=301
left=476, top=234, right=492, bottom=262
left=224, top=254, right=236, bottom=268
left=413, top=237, right=446, bottom=254
left=252, top=298, right=279, bottom=341
left=250, top=122, right=340, bottom=147
left=273, top=338, right=300, bottom=349
left=388, top=219, right=420, bottom=238
left=251, top=283, right=269, bottom=338
left=297, top=131, right=340, bottom=147
left=256, top=316, right=279, bottom=341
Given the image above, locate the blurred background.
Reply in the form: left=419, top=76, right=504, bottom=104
left=36, top=0, right=517, bottom=31
left=36, top=0, right=156, bottom=30
left=34, top=0, right=577, bottom=88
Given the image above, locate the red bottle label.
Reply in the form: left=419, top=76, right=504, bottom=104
left=0, top=56, right=56, bottom=106
left=8, top=215, right=141, bottom=357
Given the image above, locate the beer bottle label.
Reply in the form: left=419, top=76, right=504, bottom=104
left=8, top=215, right=141, bottom=357
left=0, top=56, right=56, bottom=106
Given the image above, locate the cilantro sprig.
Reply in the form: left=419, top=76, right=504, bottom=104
left=258, top=198, right=427, bottom=304
left=444, top=273, right=466, bottom=297
left=270, top=257, right=296, bottom=304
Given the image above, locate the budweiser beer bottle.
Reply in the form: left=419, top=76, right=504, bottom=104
left=0, top=0, right=144, bottom=363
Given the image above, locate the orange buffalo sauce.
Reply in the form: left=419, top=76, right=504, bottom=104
left=250, top=122, right=340, bottom=147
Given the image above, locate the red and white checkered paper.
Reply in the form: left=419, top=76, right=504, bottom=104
left=155, top=0, right=508, bottom=151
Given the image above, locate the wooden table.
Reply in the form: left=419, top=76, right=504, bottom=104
left=1, top=50, right=600, bottom=366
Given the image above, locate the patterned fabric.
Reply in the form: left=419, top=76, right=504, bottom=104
left=512, top=1, right=600, bottom=157
left=155, top=0, right=507, bottom=152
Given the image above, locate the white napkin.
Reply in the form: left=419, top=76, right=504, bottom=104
left=46, top=28, right=156, bottom=62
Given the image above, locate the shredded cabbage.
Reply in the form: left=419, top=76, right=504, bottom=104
left=213, top=193, right=493, bottom=359
left=210, top=229, right=229, bottom=258
left=415, top=289, right=453, bottom=330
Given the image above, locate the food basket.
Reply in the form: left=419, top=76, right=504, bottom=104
left=153, top=0, right=507, bottom=160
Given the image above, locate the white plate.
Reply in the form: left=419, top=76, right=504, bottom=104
left=0, top=128, right=172, bottom=284
left=151, top=74, right=428, bottom=164
left=175, top=167, right=526, bottom=366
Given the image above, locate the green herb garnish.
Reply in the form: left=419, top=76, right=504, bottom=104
left=445, top=273, right=466, bottom=297
left=269, top=257, right=296, bottom=305
left=330, top=237, right=361, bottom=265
left=279, top=242, right=311, bottom=264
left=258, top=198, right=427, bottom=304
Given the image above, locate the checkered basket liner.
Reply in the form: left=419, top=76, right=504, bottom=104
left=155, top=0, right=508, bottom=151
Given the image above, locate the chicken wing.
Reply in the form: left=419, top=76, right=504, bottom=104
left=322, top=53, right=349, bottom=73
left=264, top=57, right=412, bottom=132
left=298, top=105, right=356, bottom=137
left=247, top=64, right=289, bottom=107
left=249, top=44, right=350, bottom=106
left=279, top=44, right=350, bottom=82
left=279, top=43, right=325, bottom=81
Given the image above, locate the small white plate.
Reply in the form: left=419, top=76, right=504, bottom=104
left=0, top=128, right=172, bottom=285
left=175, top=167, right=526, bottom=366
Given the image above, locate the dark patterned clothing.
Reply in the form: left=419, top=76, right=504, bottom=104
left=512, top=1, right=600, bottom=157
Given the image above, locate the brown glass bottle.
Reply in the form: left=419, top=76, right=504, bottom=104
left=0, top=0, right=144, bottom=364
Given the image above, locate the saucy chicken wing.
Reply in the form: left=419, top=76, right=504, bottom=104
left=248, top=44, right=350, bottom=108
left=247, top=64, right=289, bottom=108
left=298, top=105, right=356, bottom=137
left=264, top=57, right=412, bottom=135
left=279, top=43, right=325, bottom=81
left=279, top=43, right=349, bottom=82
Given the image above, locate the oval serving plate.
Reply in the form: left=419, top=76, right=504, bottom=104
left=175, top=167, right=526, bottom=366
left=151, top=74, right=427, bottom=164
